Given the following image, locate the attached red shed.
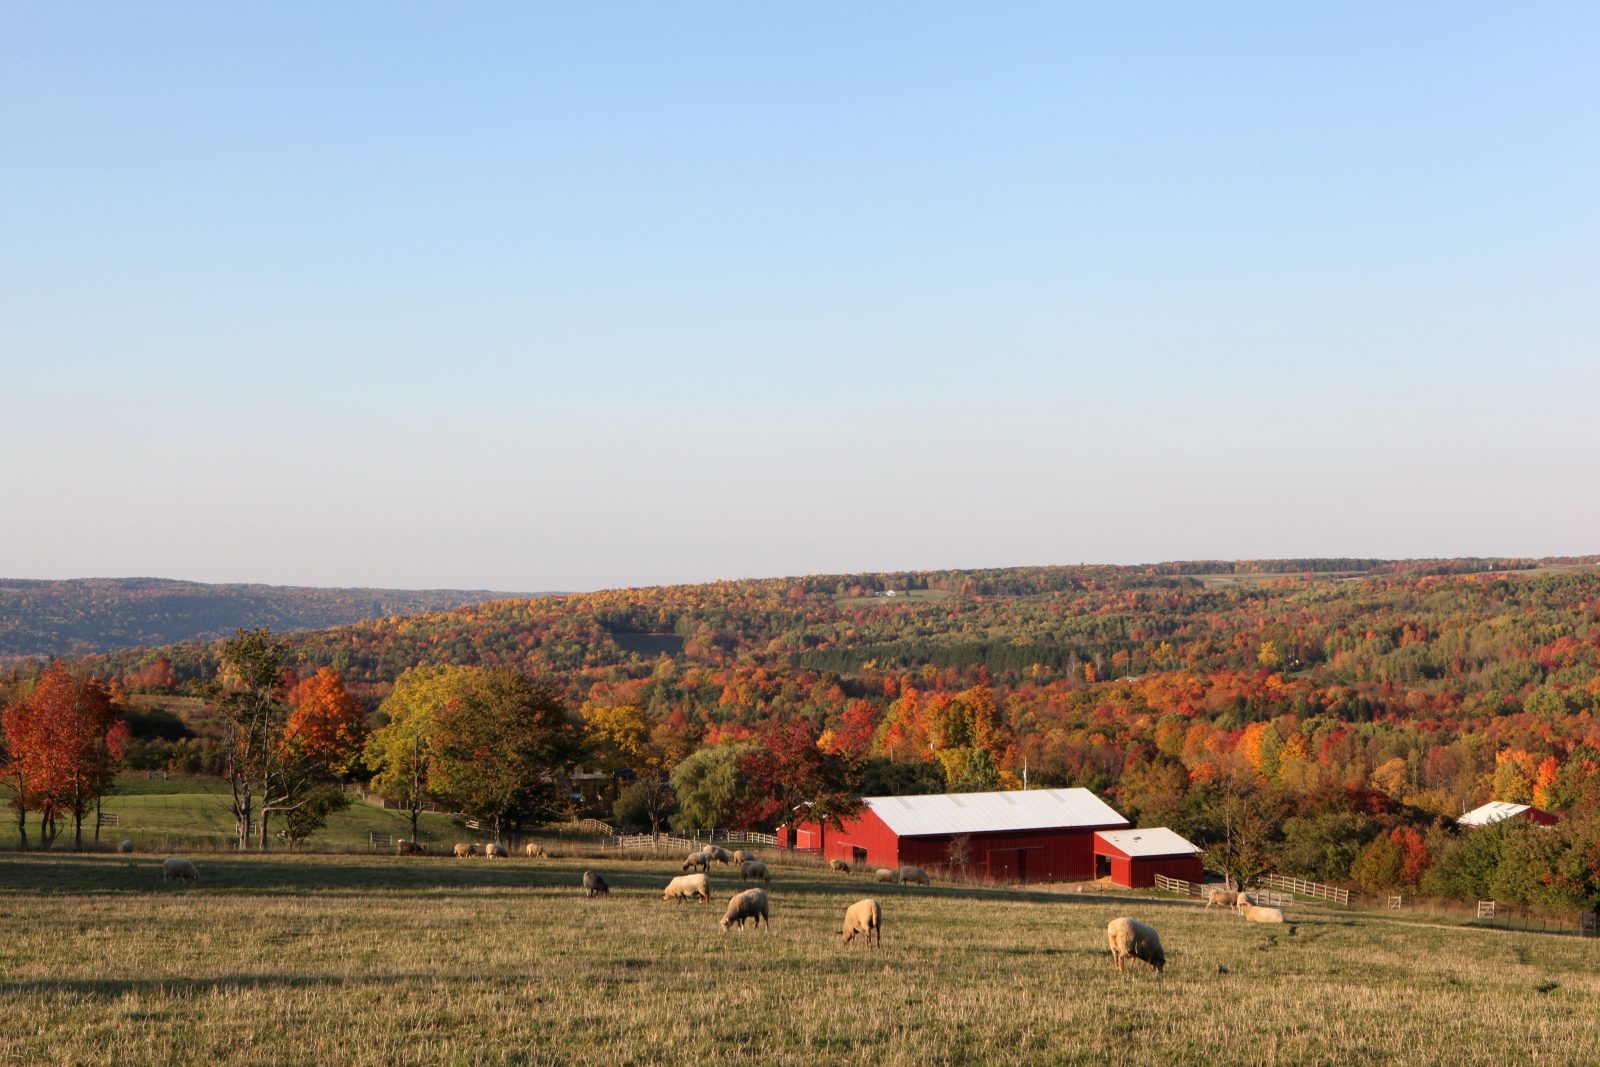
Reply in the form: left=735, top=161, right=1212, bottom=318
left=1091, top=827, right=1204, bottom=888
left=784, top=788, right=1129, bottom=883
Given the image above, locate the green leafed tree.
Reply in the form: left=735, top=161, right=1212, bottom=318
left=428, top=669, right=584, bottom=839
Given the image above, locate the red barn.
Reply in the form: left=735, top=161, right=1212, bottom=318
left=783, top=788, right=1129, bottom=883
left=1457, top=801, right=1560, bottom=829
left=1091, top=827, right=1204, bottom=888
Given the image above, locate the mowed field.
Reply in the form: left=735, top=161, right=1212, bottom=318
left=1, top=854, right=1597, bottom=1066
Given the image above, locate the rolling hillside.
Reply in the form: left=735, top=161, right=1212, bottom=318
left=0, top=577, right=539, bottom=660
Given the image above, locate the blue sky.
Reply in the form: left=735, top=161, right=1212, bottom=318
left=3, top=4, right=1596, bottom=591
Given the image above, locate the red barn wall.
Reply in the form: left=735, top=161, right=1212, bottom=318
left=1126, top=855, right=1204, bottom=888
left=790, top=815, right=1127, bottom=882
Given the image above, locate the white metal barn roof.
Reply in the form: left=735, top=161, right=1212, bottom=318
left=865, top=788, right=1128, bottom=837
left=1458, top=801, right=1532, bottom=827
left=1094, top=827, right=1200, bottom=858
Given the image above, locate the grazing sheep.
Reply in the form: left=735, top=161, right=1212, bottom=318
left=161, top=857, right=200, bottom=884
left=720, top=887, right=770, bottom=932
left=662, top=873, right=711, bottom=904
left=682, top=852, right=710, bottom=873
left=395, top=840, right=426, bottom=856
left=705, top=845, right=734, bottom=865
left=1205, top=888, right=1243, bottom=910
left=582, top=870, right=609, bottom=897
left=875, top=868, right=900, bottom=884
left=453, top=843, right=474, bottom=858
left=525, top=843, right=548, bottom=859
left=829, top=859, right=851, bottom=874
left=116, top=840, right=134, bottom=854
left=1106, top=917, right=1165, bottom=975
left=732, top=849, right=753, bottom=864
left=840, top=898, right=882, bottom=947
left=1242, top=905, right=1285, bottom=924
left=898, top=865, right=930, bottom=886
left=740, top=860, right=771, bottom=882
left=485, top=843, right=509, bottom=859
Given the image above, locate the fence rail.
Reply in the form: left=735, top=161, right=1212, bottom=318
left=1478, top=900, right=1497, bottom=919
left=1388, top=895, right=1403, bottom=911
left=1260, top=873, right=1350, bottom=905
left=575, top=819, right=615, bottom=837
left=1153, top=874, right=1204, bottom=898
left=98, top=813, right=120, bottom=827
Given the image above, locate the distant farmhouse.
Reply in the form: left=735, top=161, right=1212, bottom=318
left=782, top=787, right=1198, bottom=886
left=1457, top=801, right=1559, bottom=829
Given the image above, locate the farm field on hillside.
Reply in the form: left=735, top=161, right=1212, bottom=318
left=1, top=853, right=1595, bottom=1066
left=0, top=778, right=483, bottom=854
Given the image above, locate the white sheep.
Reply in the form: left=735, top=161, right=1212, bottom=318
left=582, top=870, right=609, bottom=897
left=898, top=865, right=930, bottom=886
left=116, top=840, right=134, bottom=854
left=525, top=843, right=548, bottom=859
left=485, top=843, right=509, bottom=859
left=1106, top=917, right=1165, bottom=975
left=1234, top=893, right=1256, bottom=916
left=682, top=852, right=710, bottom=873
left=1242, top=905, right=1285, bottom=924
left=840, top=898, right=882, bottom=947
left=740, top=860, right=771, bottom=882
left=829, top=859, right=851, bottom=874
left=874, top=868, right=900, bottom=884
left=161, top=857, right=200, bottom=884
left=453, top=843, right=474, bottom=858
left=732, top=849, right=753, bottom=864
left=1205, top=888, right=1242, bottom=910
left=662, top=873, right=711, bottom=903
left=720, top=887, right=770, bottom=932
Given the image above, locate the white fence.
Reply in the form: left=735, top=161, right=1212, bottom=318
left=1478, top=900, right=1497, bottom=919
left=1153, top=874, right=1204, bottom=897
left=1388, top=895, right=1403, bottom=911
left=1259, top=873, right=1350, bottom=905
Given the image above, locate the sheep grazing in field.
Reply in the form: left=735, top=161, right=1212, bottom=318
left=582, top=870, right=609, bottom=897
left=395, top=840, right=426, bottom=856
left=1106, top=917, right=1165, bottom=976
left=704, top=845, right=734, bottom=865
left=732, top=849, right=753, bottom=864
left=662, top=873, right=711, bottom=904
left=898, top=865, right=930, bottom=886
left=526, top=843, right=548, bottom=859
left=116, top=840, right=135, bottom=854
left=840, top=898, right=882, bottom=948
left=485, top=843, right=509, bottom=859
left=740, top=860, right=771, bottom=883
left=829, top=859, right=851, bottom=874
left=1205, top=888, right=1243, bottom=910
left=453, top=843, right=473, bottom=858
left=720, top=887, right=770, bottom=932
left=875, top=868, right=900, bottom=884
left=161, top=857, right=200, bottom=884
left=1242, top=905, right=1285, bottom=924
left=682, top=852, right=710, bottom=873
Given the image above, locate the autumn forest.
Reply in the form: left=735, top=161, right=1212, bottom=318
left=6, top=557, right=1600, bottom=912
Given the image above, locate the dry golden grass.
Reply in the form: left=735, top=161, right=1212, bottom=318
left=0, top=852, right=1595, bottom=1066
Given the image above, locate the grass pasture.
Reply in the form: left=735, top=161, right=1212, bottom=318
left=1, top=853, right=1597, bottom=1065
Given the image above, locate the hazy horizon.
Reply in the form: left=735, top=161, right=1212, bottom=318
left=5, top=5, right=1596, bottom=592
